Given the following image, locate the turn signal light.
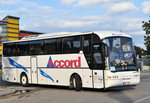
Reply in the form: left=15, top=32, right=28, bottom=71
left=107, top=76, right=111, bottom=79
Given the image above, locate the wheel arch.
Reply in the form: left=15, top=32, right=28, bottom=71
left=20, top=72, right=28, bottom=78
left=20, top=72, right=29, bottom=86
left=70, top=73, right=82, bottom=87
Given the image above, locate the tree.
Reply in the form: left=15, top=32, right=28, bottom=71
left=134, top=45, right=145, bottom=58
left=142, top=18, right=150, bottom=55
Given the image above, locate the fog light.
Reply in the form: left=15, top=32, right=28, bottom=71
left=134, top=74, right=139, bottom=77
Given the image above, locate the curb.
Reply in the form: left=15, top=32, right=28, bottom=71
left=0, top=89, right=16, bottom=97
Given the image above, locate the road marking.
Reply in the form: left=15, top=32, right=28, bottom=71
left=134, top=96, right=150, bottom=103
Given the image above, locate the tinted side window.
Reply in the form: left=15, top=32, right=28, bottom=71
left=3, top=44, right=8, bottom=56
left=56, top=38, right=62, bottom=54
left=44, top=38, right=62, bottom=55
left=16, top=42, right=29, bottom=56
left=92, top=34, right=103, bottom=69
left=3, top=43, right=16, bottom=56
left=45, top=39, right=57, bottom=54
left=83, top=35, right=91, bottom=67
left=30, top=40, right=44, bottom=55
left=62, top=36, right=80, bottom=53
left=93, top=34, right=101, bottom=44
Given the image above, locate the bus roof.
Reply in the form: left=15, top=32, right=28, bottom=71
left=94, top=31, right=131, bottom=39
left=4, top=31, right=131, bottom=43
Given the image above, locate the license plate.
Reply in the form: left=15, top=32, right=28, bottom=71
left=123, top=82, right=130, bottom=85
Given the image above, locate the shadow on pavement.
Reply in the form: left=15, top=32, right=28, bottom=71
left=1, top=74, right=136, bottom=93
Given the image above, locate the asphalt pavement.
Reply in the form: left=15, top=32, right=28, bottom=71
left=0, top=75, right=47, bottom=97
left=0, top=71, right=150, bottom=103
left=0, top=75, right=16, bottom=96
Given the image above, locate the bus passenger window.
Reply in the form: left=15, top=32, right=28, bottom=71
left=56, top=38, right=62, bottom=54
left=30, top=40, right=44, bottom=55
left=92, top=44, right=103, bottom=69
left=3, top=43, right=16, bottom=56
left=16, top=42, right=29, bottom=56
left=83, top=35, right=91, bottom=67
left=92, top=34, right=103, bottom=69
left=44, top=39, right=57, bottom=54
left=62, top=36, right=80, bottom=54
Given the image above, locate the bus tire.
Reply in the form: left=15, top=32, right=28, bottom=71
left=72, top=74, right=82, bottom=91
left=20, top=73, right=29, bottom=87
left=69, top=76, right=74, bottom=90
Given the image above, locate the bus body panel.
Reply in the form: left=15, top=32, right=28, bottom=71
left=93, top=70, right=104, bottom=88
left=105, top=70, right=140, bottom=88
left=37, top=68, right=48, bottom=85
left=43, top=69, right=83, bottom=86
left=2, top=56, right=31, bottom=67
left=17, top=68, right=32, bottom=84
left=2, top=54, right=94, bottom=88
left=31, top=57, right=38, bottom=84
left=2, top=56, right=31, bottom=83
left=82, top=69, right=93, bottom=88
left=3, top=68, right=17, bottom=82
left=36, top=54, right=88, bottom=68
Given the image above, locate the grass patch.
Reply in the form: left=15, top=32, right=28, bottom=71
left=0, top=70, right=2, bottom=75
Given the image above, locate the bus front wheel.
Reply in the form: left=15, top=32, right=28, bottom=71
left=20, top=73, right=29, bottom=87
left=70, top=74, right=82, bottom=91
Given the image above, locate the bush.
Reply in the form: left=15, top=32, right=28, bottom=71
left=0, top=70, right=2, bottom=75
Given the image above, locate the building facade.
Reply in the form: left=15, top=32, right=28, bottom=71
left=0, top=15, right=44, bottom=56
left=0, top=16, right=20, bottom=55
left=0, top=15, right=44, bottom=68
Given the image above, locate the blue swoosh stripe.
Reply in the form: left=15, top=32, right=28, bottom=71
left=39, top=69, right=54, bottom=83
left=7, top=58, right=28, bottom=73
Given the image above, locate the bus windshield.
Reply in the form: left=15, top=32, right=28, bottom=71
left=103, top=37, right=137, bottom=72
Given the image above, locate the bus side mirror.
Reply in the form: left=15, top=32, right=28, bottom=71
left=102, top=43, right=109, bottom=57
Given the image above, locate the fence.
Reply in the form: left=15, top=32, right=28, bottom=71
left=0, top=56, right=1, bottom=70
left=138, top=56, right=150, bottom=71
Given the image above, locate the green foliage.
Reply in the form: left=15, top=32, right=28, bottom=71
left=142, top=19, right=150, bottom=55
left=0, top=70, right=2, bottom=75
left=134, top=45, right=145, bottom=58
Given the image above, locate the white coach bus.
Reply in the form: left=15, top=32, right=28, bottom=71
left=2, top=31, right=140, bottom=91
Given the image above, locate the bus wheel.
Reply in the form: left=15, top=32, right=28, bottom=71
left=72, top=74, right=82, bottom=91
left=20, top=73, right=29, bottom=87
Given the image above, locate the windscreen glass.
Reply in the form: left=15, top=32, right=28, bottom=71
left=103, top=37, right=137, bottom=72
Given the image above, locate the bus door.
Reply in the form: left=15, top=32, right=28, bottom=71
left=83, top=34, right=104, bottom=88
left=92, top=43, right=104, bottom=88
left=31, top=57, right=38, bottom=84
left=92, top=70, right=104, bottom=88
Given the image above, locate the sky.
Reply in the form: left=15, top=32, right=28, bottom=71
left=0, top=0, right=150, bottom=49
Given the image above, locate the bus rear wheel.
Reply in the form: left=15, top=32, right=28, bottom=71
left=20, top=73, right=29, bottom=87
left=71, top=74, right=82, bottom=91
